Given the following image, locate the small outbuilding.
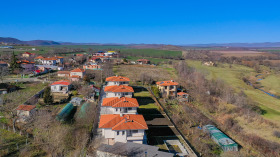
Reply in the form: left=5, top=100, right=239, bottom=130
left=70, top=97, right=84, bottom=106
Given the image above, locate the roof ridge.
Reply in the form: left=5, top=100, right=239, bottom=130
left=99, top=115, right=119, bottom=128
left=111, top=117, right=126, bottom=130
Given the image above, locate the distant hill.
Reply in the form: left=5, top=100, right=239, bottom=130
left=0, top=37, right=61, bottom=46
left=183, top=42, right=280, bottom=48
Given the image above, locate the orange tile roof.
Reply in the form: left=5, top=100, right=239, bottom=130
left=56, top=56, right=64, bottom=59
left=35, top=56, right=45, bottom=59
left=43, top=57, right=57, bottom=61
left=71, top=68, right=85, bottom=73
left=104, top=85, right=134, bottom=93
left=0, top=61, right=7, bottom=64
left=51, top=80, right=71, bottom=86
left=70, top=75, right=80, bottom=78
left=156, top=80, right=179, bottom=86
left=102, top=97, right=139, bottom=108
left=17, top=105, right=36, bottom=111
left=106, top=76, right=130, bottom=82
left=99, top=114, right=148, bottom=130
left=177, top=92, right=188, bottom=96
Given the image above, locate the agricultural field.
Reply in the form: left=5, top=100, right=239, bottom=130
left=211, top=50, right=274, bottom=57
left=120, top=49, right=182, bottom=58
left=125, top=56, right=168, bottom=64
left=186, top=60, right=280, bottom=143
left=113, top=64, right=177, bottom=84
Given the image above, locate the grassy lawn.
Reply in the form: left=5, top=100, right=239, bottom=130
left=186, top=60, right=280, bottom=126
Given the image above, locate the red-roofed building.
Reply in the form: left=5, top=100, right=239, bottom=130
left=104, top=85, right=134, bottom=98
left=101, top=97, right=139, bottom=114
left=89, top=57, right=102, bottom=64
left=177, top=92, right=189, bottom=101
left=22, top=52, right=35, bottom=58
left=51, top=80, right=72, bottom=94
left=99, top=114, right=148, bottom=145
left=17, top=105, right=36, bottom=122
left=0, top=61, right=8, bottom=67
left=156, top=80, right=179, bottom=97
left=106, top=76, right=130, bottom=86
left=57, top=71, right=70, bottom=77
left=70, top=68, right=85, bottom=79
left=83, top=64, right=102, bottom=70
left=137, top=59, right=150, bottom=65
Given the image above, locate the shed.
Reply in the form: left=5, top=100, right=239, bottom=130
left=203, top=124, right=238, bottom=151
left=70, top=97, right=84, bottom=106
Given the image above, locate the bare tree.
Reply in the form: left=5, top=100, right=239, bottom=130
left=0, top=66, right=9, bottom=82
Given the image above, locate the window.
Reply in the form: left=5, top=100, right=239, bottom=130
left=117, top=131, right=119, bottom=135
left=115, top=108, right=118, bottom=112
left=132, top=130, right=138, bottom=133
left=122, top=131, right=125, bottom=135
left=128, top=107, right=132, bottom=110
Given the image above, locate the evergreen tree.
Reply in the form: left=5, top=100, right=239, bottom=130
left=43, top=87, right=53, bottom=105
left=10, top=52, right=20, bottom=72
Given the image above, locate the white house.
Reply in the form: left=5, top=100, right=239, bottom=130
left=99, top=114, right=148, bottom=145
left=70, top=68, right=85, bottom=81
left=17, top=105, right=36, bottom=123
left=51, top=80, right=71, bottom=94
left=101, top=97, right=139, bottom=115
left=106, top=76, right=130, bottom=86
left=104, top=85, right=134, bottom=98
left=42, top=57, right=57, bottom=65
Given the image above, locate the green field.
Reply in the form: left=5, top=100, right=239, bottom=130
left=186, top=60, right=280, bottom=123
left=259, top=74, right=280, bottom=95
left=120, top=49, right=182, bottom=58
left=126, top=56, right=168, bottom=64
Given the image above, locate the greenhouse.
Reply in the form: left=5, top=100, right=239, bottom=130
left=56, top=103, right=74, bottom=121
left=203, top=124, right=238, bottom=151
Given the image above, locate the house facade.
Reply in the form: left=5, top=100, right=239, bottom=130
left=104, top=85, right=134, bottom=98
left=101, top=97, right=139, bottom=115
left=156, top=80, right=179, bottom=97
left=42, top=57, right=57, bottom=65
left=106, top=76, right=130, bottom=86
left=17, top=105, right=36, bottom=122
left=99, top=114, right=148, bottom=145
left=57, top=71, right=70, bottom=77
left=51, top=80, right=71, bottom=94
left=22, top=52, right=35, bottom=58
left=0, top=61, right=8, bottom=67
left=70, top=68, right=85, bottom=78
left=83, top=64, right=102, bottom=70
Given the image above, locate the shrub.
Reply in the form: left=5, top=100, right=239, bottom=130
left=273, top=131, right=280, bottom=138
left=72, top=90, right=78, bottom=96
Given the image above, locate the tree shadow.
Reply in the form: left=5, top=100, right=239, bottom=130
left=132, top=86, right=148, bottom=93
left=136, top=97, right=155, bottom=106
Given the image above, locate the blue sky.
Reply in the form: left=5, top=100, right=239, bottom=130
left=1, top=0, right=280, bottom=44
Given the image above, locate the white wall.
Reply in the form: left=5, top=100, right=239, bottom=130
left=106, top=81, right=129, bottom=86
left=51, top=85, right=68, bottom=92
left=70, top=72, right=84, bottom=78
left=106, top=92, right=133, bottom=98
left=104, top=128, right=115, bottom=139
left=114, top=130, right=127, bottom=143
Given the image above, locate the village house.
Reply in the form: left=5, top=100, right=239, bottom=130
left=156, top=80, right=179, bottom=97
left=16, top=105, right=36, bottom=122
left=106, top=76, right=130, bottom=86
left=51, top=80, right=72, bottom=94
left=99, top=114, right=148, bottom=145
left=0, top=61, right=8, bottom=67
left=55, top=56, right=64, bottom=64
left=34, top=56, right=45, bottom=63
left=41, top=57, right=57, bottom=65
left=177, top=92, right=190, bottom=102
left=57, top=71, right=70, bottom=77
left=70, top=68, right=85, bottom=81
left=101, top=97, right=139, bottom=115
left=104, top=85, right=134, bottom=98
left=17, top=60, right=35, bottom=72
left=137, top=59, right=150, bottom=65
left=83, top=64, right=102, bottom=70
left=22, top=52, right=35, bottom=58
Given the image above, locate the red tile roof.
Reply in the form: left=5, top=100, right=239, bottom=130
left=106, top=76, right=130, bottom=82
left=177, top=92, right=188, bottom=96
left=71, top=68, right=85, bottom=73
left=35, top=56, right=45, bottom=59
left=51, top=80, right=71, bottom=86
left=43, top=57, right=57, bottom=61
left=17, top=105, right=36, bottom=111
left=0, top=61, right=7, bottom=64
left=156, top=80, right=179, bottom=86
left=99, top=114, right=148, bottom=130
left=102, top=97, right=139, bottom=108
left=104, top=85, right=134, bottom=93
left=70, top=75, right=81, bottom=78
